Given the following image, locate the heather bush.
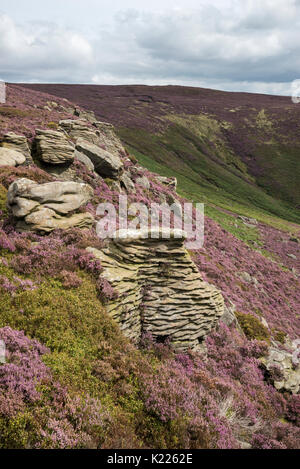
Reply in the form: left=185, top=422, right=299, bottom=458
left=0, top=275, right=36, bottom=294
left=0, top=228, right=16, bottom=252
left=0, top=327, right=111, bottom=449
left=11, top=237, right=102, bottom=279
left=57, top=271, right=82, bottom=289
left=0, top=166, right=54, bottom=189
left=96, top=277, right=118, bottom=303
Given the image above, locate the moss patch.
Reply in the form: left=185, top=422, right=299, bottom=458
left=235, top=311, right=271, bottom=343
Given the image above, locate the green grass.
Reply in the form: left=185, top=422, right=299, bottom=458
left=124, top=141, right=299, bottom=237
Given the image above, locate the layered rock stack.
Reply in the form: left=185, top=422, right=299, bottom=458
left=88, top=229, right=224, bottom=350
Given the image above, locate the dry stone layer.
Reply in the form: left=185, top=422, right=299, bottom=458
left=88, top=228, right=224, bottom=350
left=7, top=178, right=94, bottom=232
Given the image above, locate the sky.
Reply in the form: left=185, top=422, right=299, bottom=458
left=0, top=0, right=300, bottom=95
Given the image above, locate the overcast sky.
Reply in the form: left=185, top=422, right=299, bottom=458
left=0, top=0, right=300, bottom=95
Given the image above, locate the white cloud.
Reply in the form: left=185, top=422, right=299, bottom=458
left=0, top=0, right=299, bottom=94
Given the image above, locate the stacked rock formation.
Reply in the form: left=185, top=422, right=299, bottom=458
left=7, top=178, right=94, bottom=232
left=87, top=228, right=224, bottom=350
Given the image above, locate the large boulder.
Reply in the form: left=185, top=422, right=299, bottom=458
left=0, top=147, right=26, bottom=167
left=7, top=178, right=94, bottom=232
left=0, top=132, right=32, bottom=164
left=75, top=138, right=123, bottom=179
left=87, top=228, right=224, bottom=350
left=35, top=129, right=74, bottom=165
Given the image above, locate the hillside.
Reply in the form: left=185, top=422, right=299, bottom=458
left=19, top=84, right=300, bottom=227
left=0, top=84, right=299, bottom=449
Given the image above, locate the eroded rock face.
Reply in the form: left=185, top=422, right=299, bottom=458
left=75, top=138, right=123, bottom=179
left=0, top=148, right=26, bottom=167
left=7, top=178, right=94, bottom=232
left=0, top=132, right=32, bottom=164
left=35, top=129, right=74, bottom=165
left=87, top=229, right=224, bottom=350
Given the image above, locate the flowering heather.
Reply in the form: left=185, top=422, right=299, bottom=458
left=0, top=327, right=111, bottom=449
left=96, top=277, right=118, bottom=303
left=10, top=235, right=102, bottom=279
left=0, top=275, right=36, bottom=294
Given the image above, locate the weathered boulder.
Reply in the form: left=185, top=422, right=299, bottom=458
left=0, top=132, right=32, bottom=164
left=87, top=228, right=224, bottom=350
left=0, top=148, right=26, bottom=167
left=261, top=344, right=300, bottom=394
left=7, top=178, right=94, bottom=232
left=59, top=119, right=100, bottom=145
left=35, top=129, right=74, bottom=165
left=76, top=138, right=123, bottom=179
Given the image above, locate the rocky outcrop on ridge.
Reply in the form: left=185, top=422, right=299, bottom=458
left=7, top=178, right=94, bottom=232
left=87, top=228, right=224, bottom=350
